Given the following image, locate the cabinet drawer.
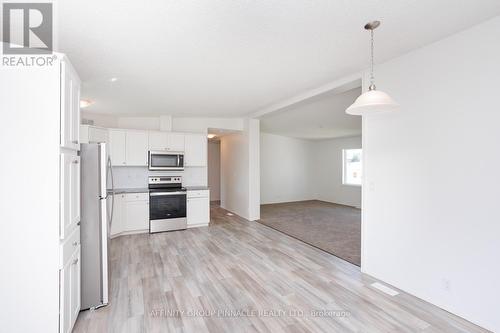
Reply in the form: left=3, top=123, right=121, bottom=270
left=187, top=190, right=209, bottom=199
left=125, top=192, right=149, bottom=202
left=60, top=226, right=80, bottom=268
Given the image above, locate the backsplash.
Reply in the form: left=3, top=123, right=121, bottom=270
left=109, top=166, right=207, bottom=189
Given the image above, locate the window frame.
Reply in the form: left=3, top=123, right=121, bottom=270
left=342, top=148, right=362, bottom=187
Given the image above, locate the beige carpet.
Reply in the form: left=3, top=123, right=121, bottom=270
left=258, top=200, right=361, bottom=266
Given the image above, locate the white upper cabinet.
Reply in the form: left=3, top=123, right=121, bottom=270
left=148, top=131, right=168, bottom=150
left=126, top=130, right=149, bottom=166
left=167, top=133, right=185, bottom=151
left=148, top=131, right=185, bottom=152
left=60, top=152, right=80, bottom=240
left=109, top=129, right=205, bottom=167
left=60, top=61, right=81, bottom=151
left=109, top=130, right=126, bottom=166
left=184, top=134, right=207, bottom=167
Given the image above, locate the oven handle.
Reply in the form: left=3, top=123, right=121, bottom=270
left=150, top=191, right=187, bottom=196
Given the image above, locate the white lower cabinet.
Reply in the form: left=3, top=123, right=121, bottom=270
left=109, top=193, right=125, bottom=236
left=187, top=190, right=210, bottom=227
left=124, top=194, right=149, bottom=231
left=59, top=227, right=81, bottom=333
left=110, top=192, right=149, bottom=237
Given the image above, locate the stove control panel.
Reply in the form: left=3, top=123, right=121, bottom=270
left=148, top=176, right=182, bottom=185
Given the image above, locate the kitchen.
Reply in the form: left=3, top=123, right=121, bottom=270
left=79, top=124, right=211, bottom=311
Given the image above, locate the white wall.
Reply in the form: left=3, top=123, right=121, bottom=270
left=260, top=133, right=316, bottom=204
left=172, top=117, right=245, bottom=133
left=117, top=117, right=161, bottom=130
left=207, top=141, right=221, bottom=201
left=362, top=16, right=500, bottom=332
left=220, top=119, right=260, bottom=220
left=81, top=114, right=245, bottom=133
left=220, top=132, right=248, bottom=218
left=314, top=136, right=362, bottom=207
left=260, top=133, right=362, bottom=207
left=82, top=111, right=118, bottom=128
left=0, top=59, right=61, bottom=332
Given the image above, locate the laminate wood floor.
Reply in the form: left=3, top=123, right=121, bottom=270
left=73, top=205, right=488, bottom=333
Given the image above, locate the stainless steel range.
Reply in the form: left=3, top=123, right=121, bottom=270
left=148, top=176, right=187, bottom=233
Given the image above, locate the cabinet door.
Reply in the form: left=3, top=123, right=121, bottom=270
left=59, top=260, right=71, bottom=333
left=61, top=61, right=80, bottom=150
left=70, top=155, right=81, bottom=231
left=109, top=194, right=124, bottom=237
left=70, top=248, right=81, bottom=327
left=167, top=133, right=185, bottom=151
left=184, top=134, right=207, bottom=167
left=124, top=200, right=149, bottom=232
left=148, top=131, right=168, bottom=150
left=59, top=248, right=80, bottom=333
left=89, top=127, right=108, bottom=143
left=109, top=130, right=126, bottom=166
left=60, top=153, right=80, bottom=239
left=126, top=131, right=149, bottom=166
left=187, top=197, right=210, bottom=226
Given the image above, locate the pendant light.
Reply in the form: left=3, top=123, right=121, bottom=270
left=346, top=21, right=399, bottom=115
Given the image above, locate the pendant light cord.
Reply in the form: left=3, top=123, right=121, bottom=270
left=369, top=29, right=376, bottom=90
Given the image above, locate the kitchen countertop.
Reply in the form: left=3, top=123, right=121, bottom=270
left=107, top=186, right=209, bottom=194
left=108, top=188, right=149, bottom=194
left=185, top=186, right=210, bottom=191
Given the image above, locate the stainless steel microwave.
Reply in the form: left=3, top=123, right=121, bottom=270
left=148, top=151, right=184, bottom=171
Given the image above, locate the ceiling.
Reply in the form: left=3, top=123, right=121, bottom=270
left=57, top=0, right=500, bottom=116
left=261, top=87, right=361, bottom=140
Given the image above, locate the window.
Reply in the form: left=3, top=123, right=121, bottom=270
left=343, top=149, right=362, bottom=186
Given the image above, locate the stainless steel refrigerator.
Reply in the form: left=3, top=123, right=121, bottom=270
left=80, top=143, right=112, bottom=310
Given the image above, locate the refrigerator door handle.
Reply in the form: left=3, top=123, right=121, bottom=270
left=107, top=156, right=115, bottom=228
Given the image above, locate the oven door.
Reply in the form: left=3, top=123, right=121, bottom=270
left=149, top=191, right=187, bottom=233
left=148, top=151, right=184, bottom=171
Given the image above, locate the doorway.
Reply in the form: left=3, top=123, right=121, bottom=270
left=257, top=79, right=363, bottom=266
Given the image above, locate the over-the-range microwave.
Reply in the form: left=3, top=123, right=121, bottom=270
left=148, top=151, right=184, bottom=171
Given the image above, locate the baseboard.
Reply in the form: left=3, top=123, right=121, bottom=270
left=262, top=199, right=361, bottom=209
left=187, top=223, right=209, bottom=229
left=110, top=229, right=149, bottom=239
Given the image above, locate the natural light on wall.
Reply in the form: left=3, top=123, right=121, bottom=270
left=343, top=149, right=362, bottom=186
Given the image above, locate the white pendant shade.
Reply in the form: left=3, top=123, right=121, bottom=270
left=345, top=89, right=399, bottom=115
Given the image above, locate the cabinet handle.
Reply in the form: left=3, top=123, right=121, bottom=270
left=72, top=140, right=79, bottom=144
left=72, top=241, right=78, bottom=246
left=77, top=221, right=81, bottom=226
left=72, top=159, right=79, bottom=164
left=73, top=258, right=79, bottom=265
